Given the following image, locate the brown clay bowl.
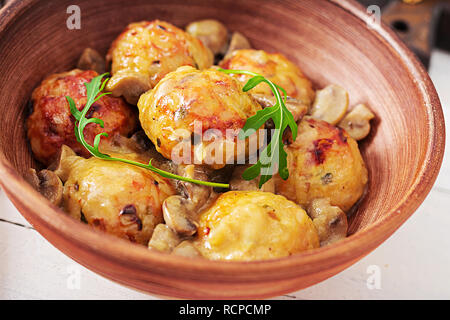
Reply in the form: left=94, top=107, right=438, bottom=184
left=0, top=0, right=445, bottom=299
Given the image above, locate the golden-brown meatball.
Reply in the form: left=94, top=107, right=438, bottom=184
left=193, top=191, right=319, bottom=261
left=219, top=49, right=315, bottom=106
left=27, top=69, right=138, bottom=166
left=107, top=20, right=213, bottom=104
left=275, top=117, right=368, bottom=212
left=55, top=146, right=175, bottom=245
left=137, top=66, right=262, bottom=169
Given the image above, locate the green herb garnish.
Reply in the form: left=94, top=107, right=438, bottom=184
left=67, top=70, right=296, bottom=189
left=66, top=73, right=229, bottom=188
left=218, top=68, right=298, bottom=188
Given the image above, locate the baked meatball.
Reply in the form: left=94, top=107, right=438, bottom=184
left=107, top=20, right=214, bottom=104
left=275, top=117, right=368, bottom=212
left=54, top=146, right=175, bottom=245
left=137, top=66, right=262, bottom=169
left=193, top=191, right=319, bottom=261
left=27, top=69, right=138, bottom=166
left=219, top=49, right=315, bottom=106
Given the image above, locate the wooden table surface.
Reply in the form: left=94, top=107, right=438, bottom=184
left=0, top=49, right=449, bottom=300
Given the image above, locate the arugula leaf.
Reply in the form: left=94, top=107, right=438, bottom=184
left=217, top=68, right=297, bottom=188
left=66, top=69, right=297, bottom=189
left=66, top=73, right=229, bottom=188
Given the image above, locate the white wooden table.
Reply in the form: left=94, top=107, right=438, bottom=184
left=0, top=50, right=449, bottom=300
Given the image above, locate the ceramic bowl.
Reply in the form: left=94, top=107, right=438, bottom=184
left=0, top=0, right=444, bottom=299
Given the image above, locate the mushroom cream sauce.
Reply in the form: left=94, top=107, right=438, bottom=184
left=25, top=19, right=371, bottom=261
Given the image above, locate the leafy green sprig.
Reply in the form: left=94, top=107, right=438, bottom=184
left=66, top=70, right=296, bottom=189
left=66, top=73, right=230, bottom=188
left=217, top=68, right=298, bottom=188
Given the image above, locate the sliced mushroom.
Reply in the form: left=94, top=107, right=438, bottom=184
left=252, top=94, right=308, bottom=123
left=26, top=169, right=63, bottom=206
left=148, top=224, right=181, bottom=252
left=49, top=145, right=78, bottom=183
left=172, top=241, right=202, bottom=258
left=307, top=198, right=348, bottom=246
left=338, top=103, right=375, bottom=141
left=106, top=70, right=150, bottom=105
left=186, top=19, right=229, bottom=56
left=309, top=84, right=349, bottom=125
left=77, top=48, right=106, bottom=74
left=225, top=32, right=251, bottom=57
left=229, top=165, right=275, bottom=193
left=162, top=164, right=216, bottom=237
left=162, top=195, right=198, bottom=236
left=176, top=164, right=212, bottom=209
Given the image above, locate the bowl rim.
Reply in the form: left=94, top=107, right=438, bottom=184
left=0, top=0, right=445, bottom=282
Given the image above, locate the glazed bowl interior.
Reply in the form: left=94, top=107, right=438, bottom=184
left=0, top=0, right=444, bottom=299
